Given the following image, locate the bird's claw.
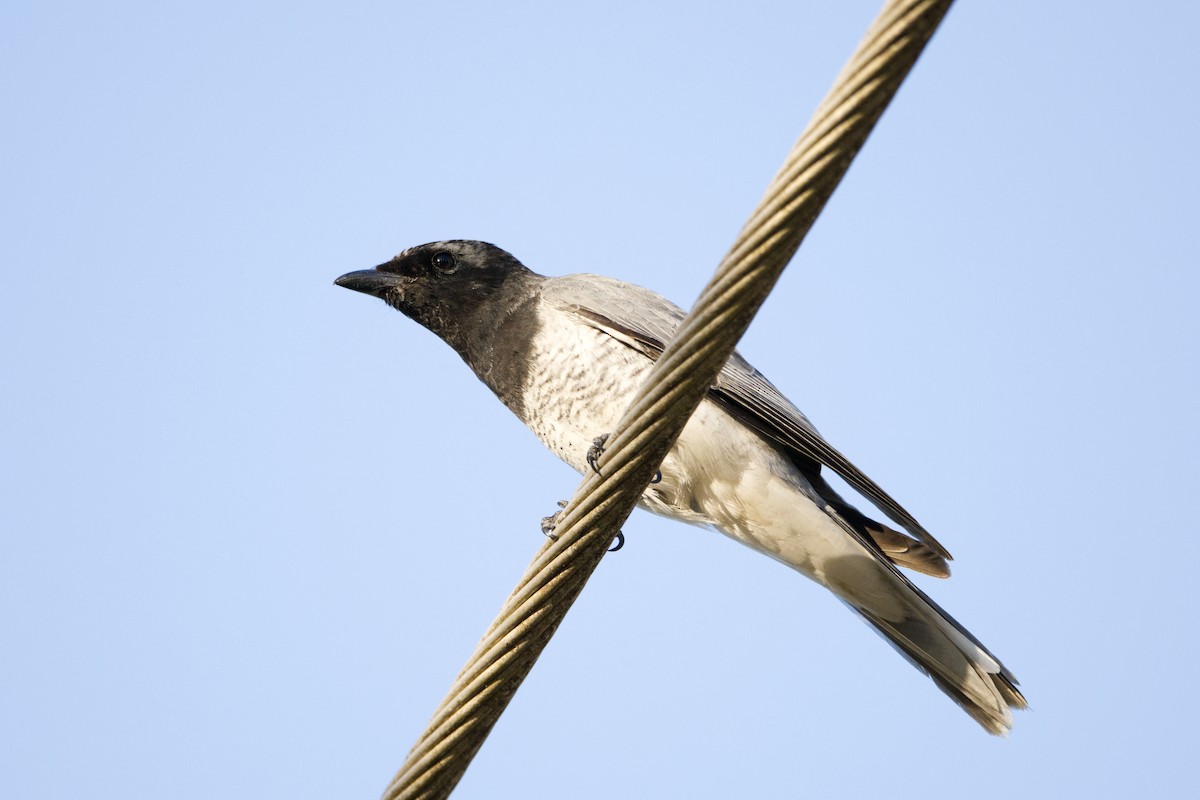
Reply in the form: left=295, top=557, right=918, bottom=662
left=586, top=433, right=663, bottom=486
left=541, top=499, right=568, bottom=540
left=542, top=500, right=625, bottom=553
left=586, top=433, right=610, bottom=475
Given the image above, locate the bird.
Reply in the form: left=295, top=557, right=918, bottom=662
left=335, top=239, right=1026, bottom=734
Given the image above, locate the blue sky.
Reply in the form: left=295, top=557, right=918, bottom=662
left=4, top=2, right=1198, bottom=798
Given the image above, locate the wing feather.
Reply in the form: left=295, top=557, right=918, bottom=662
left=541, top=274, right=952, bottom=561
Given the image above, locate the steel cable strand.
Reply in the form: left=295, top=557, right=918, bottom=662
left=382, top=2, right=953, bottom=797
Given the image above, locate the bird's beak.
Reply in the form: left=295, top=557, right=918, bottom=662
left=334, top=269, right=406, bottom=298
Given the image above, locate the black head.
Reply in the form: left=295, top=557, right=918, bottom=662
left=335, top=240, right=540, bottom=357
left=337, top=240, right=533, bottom=328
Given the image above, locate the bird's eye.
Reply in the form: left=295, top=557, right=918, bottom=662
left=431, top=251, right=457, bottom=273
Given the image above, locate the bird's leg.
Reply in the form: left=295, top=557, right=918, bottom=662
left=586, top=432, right=663, bottom=484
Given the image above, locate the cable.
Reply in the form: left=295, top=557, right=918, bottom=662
left=382, top=2, right=954, bottom=797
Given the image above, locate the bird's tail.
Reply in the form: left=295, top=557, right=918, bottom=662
left=841, top=564, right=1027, bottom=734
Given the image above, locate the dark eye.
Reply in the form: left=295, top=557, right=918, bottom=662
left=431, top=251, right=457, bottom=272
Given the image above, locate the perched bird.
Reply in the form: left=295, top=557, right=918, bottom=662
left=336, top=240, right=1026, bottom=733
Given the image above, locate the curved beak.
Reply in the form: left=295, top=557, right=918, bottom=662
left=334, top=269, right=405, bottom=298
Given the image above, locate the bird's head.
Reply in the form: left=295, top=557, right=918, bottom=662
left=335, top=240, right=536, bottom=346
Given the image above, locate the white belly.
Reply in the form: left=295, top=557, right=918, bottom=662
left=518, top=308, right=877, bottom=592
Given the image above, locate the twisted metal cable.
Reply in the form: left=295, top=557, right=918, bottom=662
left=382, top=2, right=954, bottom=797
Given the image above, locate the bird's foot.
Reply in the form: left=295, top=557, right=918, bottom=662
left=586, top=434, right=609, bottom=475
left=586, top=432, right=662, bottom=484
left=541, top=499, right=568, bottom=540
left=541, top=499, right=625, bottom=552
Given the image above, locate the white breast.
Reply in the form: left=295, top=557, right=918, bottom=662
left=519, top=303, right=652, bottom=474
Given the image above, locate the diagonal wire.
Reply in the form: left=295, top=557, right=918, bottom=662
left=382, top=2, right=954, bottom=797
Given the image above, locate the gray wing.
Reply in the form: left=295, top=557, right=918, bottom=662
left=541, top=274, right=952, bottom=562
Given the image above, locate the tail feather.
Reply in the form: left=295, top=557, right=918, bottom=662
left=818, top=504, right=1026, bottom=733
left=851, top=597, right=1026, bottom=735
